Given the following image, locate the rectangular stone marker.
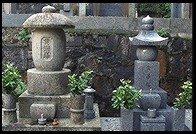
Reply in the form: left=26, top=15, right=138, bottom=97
left=140, top=115, right=166, bottom=131
left=134, top=60, right=160, bottom=90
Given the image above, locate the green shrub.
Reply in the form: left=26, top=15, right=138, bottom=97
left=173, top=81, right=192, bottom=109
left=18, top=29, right=30, bottom=42
left=2, top=62, right=26, bottom=96
left=137, top=3, right=171, bottom=18
left=111, top=79, right=142, bottom=109
left=68, top=70, right=93, bottom=97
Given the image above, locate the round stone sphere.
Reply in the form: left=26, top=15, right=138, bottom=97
left=139, top=93, right=161, bottom=110
left=136, top=46, right=158, bottom=61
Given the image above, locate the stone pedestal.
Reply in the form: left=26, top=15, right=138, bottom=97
left=132, top=106, right=173, bottom=131
left=140, top=115, right=166, bottom=131
left=171, top=107, right=185, bottom=131
left=120, top=108, right=133, bottom=131
left=19, top=91, right=71, bottom=119
left=27, top=68, right=71, bottom=95
left=3, top=104, right=101, bottom=131
left=2, top=108, right=17, bottom=125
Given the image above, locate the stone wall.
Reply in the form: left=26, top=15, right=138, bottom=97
left=2, top=27, right=192, bottom=116
left=2, top=15, right=192, bottom=116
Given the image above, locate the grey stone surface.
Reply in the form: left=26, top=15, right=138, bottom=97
left=132, top=106, right=172, bottom=131
left=84, top=110, right=95, bottom=119
left=31, top=28, right=67, bottom=71
left=136, top=46, right=158, bottom=61
left=171, top=107, right=186, bottom=131
left=23, top=12, right=75, bottom=28
left=2, top=94, right=17, bottom=109
left=30, top=103, right=56, bottom=122
left=101, top=117, right=121, bottom=131
left=2, top=44, right=28, bottom=71
left=170, top=18, right=192, bottom=33
left=70, top=108, right=84, bottom=125
left=120, top=108, right=133, bottom=131
left=2, top=14, right=32, bottom=27
left=84, top=86, right=95, bottom=119
left=134, top=60, right=160, bottom=90
left=2, top=108, right=17, bottom=125
left=2, top=104, right=192, bottom=131
left=140, top=115, right=166, bottom=131
left=2, top=14, right=192, bottom=34
left=27, top=68, right=70, bottom=95
left=18, top=91, right=71, bottom=118
left=140, top=92, right=161, bottom=110
left=130, top=15, right=168, bottom=47
left=2, top=103, right=101, bottom=131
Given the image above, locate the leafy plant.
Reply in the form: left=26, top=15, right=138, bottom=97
left=96, top=56, right=103, bottom=63
left=157, top=28, right=170, bottom=38
left=68, top=70, right=93, bottom=97
left=18, top=29, right=30, bottom=42
left=2, top=62, right=26, bottom=96
left=111, top=79, right=142, bottom=109
left=137, top=3, right=171, bottom=18
left=173, top=81, right=192, bottom=109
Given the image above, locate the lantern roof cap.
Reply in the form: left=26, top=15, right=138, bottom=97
left=23, top=5, right=75, bottom=28
left=129, top=15, right=168, bottom=46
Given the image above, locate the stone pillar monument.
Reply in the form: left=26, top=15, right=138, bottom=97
left=129, top=15, right=171, bottom=131
left=18, top=5, right=75, bottom=122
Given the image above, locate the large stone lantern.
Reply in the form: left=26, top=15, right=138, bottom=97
left=19, top=5, right=75, bottom=122
left=129, top=15, right=170, bottom=131
left=23, top=5, right=75, bottom=95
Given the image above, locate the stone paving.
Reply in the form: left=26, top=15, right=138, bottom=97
left=2, top=104, right=192, bottom=131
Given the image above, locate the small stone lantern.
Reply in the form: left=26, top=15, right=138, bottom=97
left=84, top=86, right=96, bottom=119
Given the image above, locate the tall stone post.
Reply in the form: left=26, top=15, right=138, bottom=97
left=84, top=86, right=96, bottom=119
left=18, top=5, right=75, bottom=122
left=79, top=3, right=86, bottom=16
left=128, top=3, right=136, bottom=17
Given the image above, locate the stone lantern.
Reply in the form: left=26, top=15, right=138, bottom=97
left=23, top=5, right=75, bottom=96
left=129, top=15, right=169, bottom=131
left=19, top=5, right=75, bottom=122
left=84, top=86, right=96, bottom=119
left=129, top=15, right=168, bottom=110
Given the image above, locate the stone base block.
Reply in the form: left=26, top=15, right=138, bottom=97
left=2, top=108, right=17, bottom=125
left=171, top=107, right=186, bottom=131
left=2, top=104, right=101, bottom=131
left=132, top=105, right=172, bottom=131
left=84, top=110, right=95, bottom=119
left=19, top=91, right=71, bottom=118
left=120, top=108, right=133, bottom=131
left=30, top=103, right=56, bottom=122
left=70, top=108, right=84, bottom=125
left=140, top=115, right=166, bottom=131
left=27, top=68, right=71, bottom=95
